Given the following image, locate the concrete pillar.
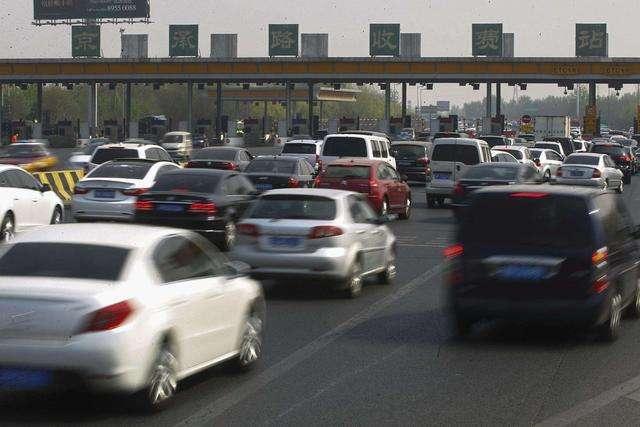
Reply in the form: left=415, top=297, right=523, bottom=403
left=263, top=101, right=268, bottom=138
left=319, top=101, right=324, bottom=126
left=486, top=83, right=492, bottom=120
left=286, top=83, right=292, bottom=136
left=0, top=84, right=3, bottom=144
left=384, top=84, right=391, bottom=122
left=187, top=82, right=193, bottom=133
left=308, top=82, right=314, bottom=136
left=125, top=83, right=132, bottom=139
left=215, top=82, right=223, bottom=140
left=495, top=83, right=501, bottom=117
left=589, top=82, right=597, bottom=106
left=401, top=82, right=407, bottom=127
left=36, top=83, right=43, bottom=126
left=88, top=82, right=98, bottom=137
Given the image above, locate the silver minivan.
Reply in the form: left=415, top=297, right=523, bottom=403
left=425, top=138, right=492, bottom=208
left=161, top=131, right=193, bottom=161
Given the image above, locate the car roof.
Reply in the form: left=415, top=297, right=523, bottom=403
left=472, top=162, right=520, bottom=168
left=0, top=165, right=21, bottom=173
left=336, top=130, right=390, bottom=139
left=390, top=141, right=430, bottom=146
left=97, top=143, right=151, bottom=150
left=567, top=153, right=603, bottom=157
left=327, top=158, right=383, bottom=166
left=8, top=142, right=45, bottom=147
left=164, top=131, right=191, bottom=136
left=474, top=184, right=601, bottom=198
left=493, top=145, right=525, bottom=150
left=433, top=137, right=489, bottom=146
left=13, top=224, right=185, bottom=249
left=285, top=139, right=321, bottom=144
left=261, top=188, right=353, bottom=199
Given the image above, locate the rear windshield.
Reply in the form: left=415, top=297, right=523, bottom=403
left=478, top=137, right=505, bottom=148
left=432, top=144, right=480, bottom=165
left=495, top=148, right=523, bottom=160
left=324, top=165, right=371, bottom=179
left=591, top=145, right=624, bottom=157
left=92, top=148, right=138, bottom=164
left=462, top=165, right=519, bottom=180
left=249, top=195, right=337, bottom=220
left=192, top=149, right=236, bottom=161
left=282, top=144, right=317, bottom=154
left=88, top=162, right=153, bottom=179
left=391, top=145, right=426, bottom=159
left=462, top=194, right=592, bottom=249
left=152, top=173, right=221, bottom=193
left=323, top=137, right=367, bottom=157
left=535, top=143, right=561, bottom=153
left=162, top=135, right=183, bottom=144
left=0, top=243, right=129, bottom=281
left=246, top=159, right=297, bottom=174
left=573, top=141, right=583, bottom=150
left=565, top=155, right=600, bottom=166
left=530, top=149, right=543, bottom=160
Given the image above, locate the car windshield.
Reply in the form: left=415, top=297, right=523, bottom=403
left=462, top=165, right=519, bottom=180
left=591, top=145, right=624, bottom=157
left=432, top=144, right=480, bottom=165
left=249, top=195, right=337, bottom=220
left=246, top=159, right=297, bottom=174
left=324, top=165, right=371, bottom=179
left=391, top=145, right=425, bottom=159
left=92, top=148, right=138, bottom=164
left=2, top=145, right=47, bottom=158
left=88, top=162, right=153, bottom=179
left=462, top=194, right=592, bottom=249
left=573, top=141, right=583, bottom=150
left=0, top=243, right=129, bottom=281
left=564, top=155, right=600, bottom=166
left=495, top=148, right=523, bottom=160
left=322, top=137, right=367, bottom=157
left=282, top=144, right=317, bottom=154
left=152, top=173, right=221, bottom=193
left=162, top=135, right=183, bottom=144
left=478, top=137, right=504, bottom=148
left=192, top=149, right=237, bottom=161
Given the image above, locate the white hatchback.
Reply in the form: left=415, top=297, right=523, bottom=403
left=0, top=224, right=265, bottom=411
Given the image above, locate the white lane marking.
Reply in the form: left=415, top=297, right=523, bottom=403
left=178, top=265, right=443, bottom=426
left=535, top=374, right=640, bottom=427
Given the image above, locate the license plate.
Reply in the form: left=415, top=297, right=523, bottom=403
left=496, top=265, right=548, bottom=281
left=570, top=170, right=584, bottom=177
left=94, top=189, right=115, bottom=198
left=256, top=183, right=273, bottom=192
left=434, top=172, right=451, bottom=180
left=269, top=236, right=302, bottom=248
left=0, top=368, right=53, bottom=390
left=156, top=204, right=185, bottom=213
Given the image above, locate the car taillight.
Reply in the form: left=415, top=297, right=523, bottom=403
left=188, top=201, right=218, bottom=214
left=221, top=162, right=238, bottom=170
left=509, top=192, right=549, bottom=199
left=122, top=187, right=149, bottom=196
left=368, top=179, right=379, bottom=193
left=238, top=223, right=260, bottom=237
left=621, top=155, right=631, bottom=162
left=556, top=167, right=563, bottom=177
left=417, top=157, right=430, bottom=166
left=592, top=169, right=602, bottom=178
left=74, top=186, right=89, bottom=195
left=135, top=200, right=154, bottom=211
left=592, top=276, right=609, bottom=294
left=443, top=244, right=464, bottom=259
left=309, top=226, right=344, bottom=239
left=453, top=183, right=464, bottom=197
left=592, top=246, right=608, bottom=267
left=185, top=161, right=197, bottom=168
left=313, top=176, right=322, bottom=188
left=288, top=177, right=300, bottom=188
left=81, top=300, right=134, bottom=333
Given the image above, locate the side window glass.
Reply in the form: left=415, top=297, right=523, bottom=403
left=0, top=172, right=11, bottom=188
left=386, top=165, right=399, bottom=180
left=153, top=236, right=218, bottom=283
left=381, top=141, right=389, bottom=158
left=376, top=165, right=386, bottom=180
left=17, top=171, right=39, bottom=190
left=349, top=197, right=367, bottom=223
left=594, top=194, right=621, bottom=247
left=146, top=148, right=159, bottom=161
left=222, top=177, right=235, bottom=195
left=239, top=175, right=256, bottom=193
left=358, top=199, right=379, bottom=221
left=372, top=141, right=380, bottom=158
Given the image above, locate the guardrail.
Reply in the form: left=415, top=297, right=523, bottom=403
left=33, top=170, right=84, bottom=202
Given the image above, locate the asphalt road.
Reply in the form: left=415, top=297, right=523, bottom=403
left=6, top=165, right=640, bottom=425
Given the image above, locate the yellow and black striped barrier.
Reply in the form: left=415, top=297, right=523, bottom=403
left=33, top=170, right=84, bottom=202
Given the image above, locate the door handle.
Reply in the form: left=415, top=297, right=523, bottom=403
left=355, top=230, right=366, bottom=235
left=371, top=229, right=382, bottom=235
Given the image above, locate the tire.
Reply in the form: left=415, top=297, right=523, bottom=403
left=343, top=261, right=363, bottom=298
left=617, top=180, right=624, bottom=194
left=380, top=197, right=389, bottom=217
left=0, top=213, right=15, bottom=244
left=50, top=206, right=63, bottom=225
left=220, top=220, right=237, bottom=252
left=399, top=196, right=411, bottom=220
left=377, top=259, right=397, bottom=285
left=232, top=311, right=264, bottom=371
left=597, top=292, right=623, bottom=342
left=627, top=279, right=640, bottom=319
left=544, top=170, right=551, bottom=182
left=426, top=195, right=436, bottom=209
left=134, top=345, right=178, bottom=413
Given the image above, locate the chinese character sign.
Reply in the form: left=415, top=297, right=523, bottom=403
left=170, top=25, right=199, bottom=57
left=472, top=23, right=503, bottom=57
left=370, top=24, right=400, bottom=56
left=269, top=24, right=299, bottom=56
left=72, top=26, right=100, bottom=58
left=576, top=24, right=607, bottom=57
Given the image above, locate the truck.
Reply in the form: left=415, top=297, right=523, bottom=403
left=534, top=116, right=571, bottom=141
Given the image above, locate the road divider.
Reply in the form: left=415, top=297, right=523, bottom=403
left=33, top=170, right=84, bottom=202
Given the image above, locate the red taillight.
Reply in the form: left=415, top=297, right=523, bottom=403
left=556, top=167, right=563, bottom=177
left=621, top=155, right=631, bottom=162
left=453, top=183, right=464, bottom=197
left=81, top=300, right=134, bottom=333
left=185, top=161, right=196, bottom=168
left=368, top=178, right=379, bottom=193
left=135, top=199, right=154, bottom=211
left=534, top=158, right=541, bottom=167
left=417, top=157, right=430, bottom=166
left=592, top=276, right=609, bottom=294
left=238, top=223, right=260, bottom=237
left=592, top=169, right=602, bottom=178
left=309, top=226, right=344, bottom=239
left=509, top=192, right=549, bottom=199
left=122, top=187, right=149, bottom=196
left=592, top=247, right=608, bottom=267
left=74, top=186, right=88, bottom=195
left=221, top=162, right=238, bottom=170
left=313, top=176, right=322, bottom=188
left=188, top=201, right=218, bottom=214
left=288, top=177, right=300, bottom=188
left=443, top=244, right=464, bottom=259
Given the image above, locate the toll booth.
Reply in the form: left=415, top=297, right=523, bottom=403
left=103, top=119, right=120, bottom=140
left=139, top=115, right=168, bottom=142
left=195, top=119, right=213, bottom=139
left=243, top=118, right=261, bottom=144
left=437, top=115, right=459, bottom=132
left=338, top=117, right=356, bottom=132
left=389, top=117, right=404, bottom=136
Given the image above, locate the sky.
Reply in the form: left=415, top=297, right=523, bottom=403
left=1, top=0, right=638, bottom=106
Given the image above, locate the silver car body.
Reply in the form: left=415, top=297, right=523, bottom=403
left=556, top=153, right=623, bottom=190
left=279, top=139, right=323, bottom=171
left=233, top=189, right=396, bottom=285
left=491, top=145, right=536, bottom=168
left=530, top=148, right=564, bottom=180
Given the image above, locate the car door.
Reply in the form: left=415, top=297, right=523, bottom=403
left=352, top=195, right=387, bottom=272
left=5, top=170, right=39, bottom=229
left=603, top=156, right=623, bottom=184
left=348, top=196, right=379, bottom=272
left=614, top=197, right=640, bottom=304
left=18, top=170, right=51, bottom=225
left=384, top=164, right=405, bottom=209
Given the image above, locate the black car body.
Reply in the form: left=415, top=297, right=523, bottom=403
left=477, top=135, right=510, bottom=148
left=390, top=141, right=432, bottom=182
left=186, top=147, right=254, bottom=172
left=134, top=169, right=257, bottom=250
left=245, top=156, right=316, bottom=193
left=590, top=143, right=633, bottom=183
left=448, top=185, right=640, bottom=340
left=543, top=137, right=575, bottom=156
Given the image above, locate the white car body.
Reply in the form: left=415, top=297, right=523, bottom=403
left=529, top=148, right=564, bottom=181
left=533, top=141, right=566, bottom=158
left=491, top=150, right=519, bottom=163
left=0, top=224, right=264, bottom=402
left=556, top=153, right=624, bottom=191
left=87, top=143, right=174, bottom=172
left=491, top=145, right=536, bottom=167
left=0, top=165, right=63, bottom=240
left=321, top=133, right=396, bottom=169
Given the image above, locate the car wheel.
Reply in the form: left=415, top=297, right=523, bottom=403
left=381, top=198, right=389, bottom=217
left=399, top=196, right=411, bottom=220
left=344, top=261, right=363, bottom=298
left=544, top=170, right=551, bottom=182
left=377, top=259, right=397, bottom=285
left=50, top=206, right=63, bottom=225
left=597, top=292, right=622, bottom=342
left=617, top=180, right=624, bottom=194
left=628, top=279, right=640, bottom=319
left=426, top=195, right=436, bottom=209
left=0, top=213, right=15, bottom=243
left=232, top=312, right=264, bottom=371
left=136, top=345, right=178, bottom=412
left=221, top=220, right=237, bottom=252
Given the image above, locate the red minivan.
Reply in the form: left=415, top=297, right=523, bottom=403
left=315, top=159, right=412, bottom=219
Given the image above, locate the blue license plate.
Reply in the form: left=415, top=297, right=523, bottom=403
left=269, top=236, right=302, bottom=247
left=94, top=189, right=115, bottom=198
left=434, top=172, right=451, bottom=180
left=496, top=265, right=547, bottom=281
left=256, top=183, right=273, bottom=192
left=156, top=204, right=185, bottom=213
left=0, top=368, right=53, bottom=390
left=570, top=170, right=584, bottom=177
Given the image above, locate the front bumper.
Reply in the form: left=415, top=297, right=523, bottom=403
left=71, top=197, right=136, bottom=221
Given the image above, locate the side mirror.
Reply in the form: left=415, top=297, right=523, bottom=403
left=40, top=183, right=52, bottom=193
left=225, top=260, right=251, bottom=276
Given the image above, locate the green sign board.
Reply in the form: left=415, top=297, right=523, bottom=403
left=269, top=24, right=299, bottom=56
left=369, top=24, right=400, bottom=56
left=472, top=23, right=503, bottom=57
left=576, top=24, right=607, bottom=57
left=169, top=25, right=199, bottom=57
left=72, top=26, right=101, bottom=58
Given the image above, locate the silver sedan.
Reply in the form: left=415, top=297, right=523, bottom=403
left=556, top=153, right=624, bottom=193
left=233, top=188, right=397, bottom=298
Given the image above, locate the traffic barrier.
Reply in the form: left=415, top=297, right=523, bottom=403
left=33, top=170, right=84, bottom=202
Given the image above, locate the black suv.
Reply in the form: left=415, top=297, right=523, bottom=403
left=447, top=185, right=640, bottom=341
left=590, top=143, right=633, bottom=183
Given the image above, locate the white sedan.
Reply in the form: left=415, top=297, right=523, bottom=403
left=0, top=224, right=265, bottom=410
left=556, top=153, right=624, bottom=192
left=0, top=165, right=63, bottom=242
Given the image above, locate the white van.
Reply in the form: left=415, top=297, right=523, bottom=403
left=321, top=132, right=396, bottom=169
left=161, top=131, right=193, bottom=161
left=426, top=138, right=492, bottom=208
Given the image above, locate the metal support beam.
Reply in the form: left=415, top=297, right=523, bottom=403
left=308, top=82, right=314, bottom=136
left=384, top=84, right=391, bottom=127
left=486, top=83, right=492, bottom=120
left=88, top=82, right=98, bottom=137
left=589, top=82, right=597, bottom=106
left=36, top=83, right=43, bottom=126
left=125, top=83, right=132, bottom=139
left=286, top=82, right=292, bottom=136
left=215, top=82, right=223, bottom=140
left=401, top=82, right=407, bottom=127
left=495, top=83, right=501, bottom=118
left=263, top=101, right=268, bottom=137
left=187, top=82, right=193, bottom=133
left=0, top=84, right=3, bottom=144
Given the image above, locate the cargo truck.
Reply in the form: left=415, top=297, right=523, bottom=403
left=534, top=116, right=571, bottom=140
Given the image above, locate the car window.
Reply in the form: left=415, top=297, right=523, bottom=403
left=371, top=140, right=381, bottom=158
left=380, top=141, right=390, bottom=158
left=222, top=175, right=249, bottom=195
left=145, top=148, right=160, bottom=161
left=282, top=144, right=316, bottom=154
left=391, top=145, right=425, bottom=159
left=594, top=194, right=626, bottom=248
left=299, top=161, right=313, bottom=176
left=153, top=173, right=221, bottom=193
left=246, top=158, right=297, bottom=174
left=92, top=148, right=139, bottom=164
left=377, top=164, right=391, bottom=180
left=249, top=195, right=337, bottom=220
left=157, top=164, right=179, bottom=175
left=324, top=165, right=370, bottom=179
left=564, top=155, right=600, bottom=166
left=385, top=164, right=400, bottom=180
left=604, top=156, right=615, bottom=167
left=349, top=196, right=378, bottom=223
left=0, top=172, right=10, bottom=188
left=237, top=175, right=256, bottom=194
left=547, top=151, right=561, bottom=161
left=153, top=235, right=220, bottom=283
left=323, top=137, right=367, bottom=157
left=158, top=149, right=174, bottom=162
left=88, top=162, right=153, bottom=179
left=11, top=170, right=39, bottom=190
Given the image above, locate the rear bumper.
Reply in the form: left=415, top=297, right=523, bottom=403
left=136, top=216, right=226, bottom=235
left=425, top=184, right=453, bottom=196
left=397, top=167, right=427, bottom=181
left=71, top=197, right=136, bottom=221
left=555, top=177, right=604, bottom=187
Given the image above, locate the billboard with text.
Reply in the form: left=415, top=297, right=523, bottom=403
left=34, top=0, right=150, bottom=20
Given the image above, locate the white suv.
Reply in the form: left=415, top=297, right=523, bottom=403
left=321, top=132, right=396, bottom=169
left=87, top=143, right=174, bottom=172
